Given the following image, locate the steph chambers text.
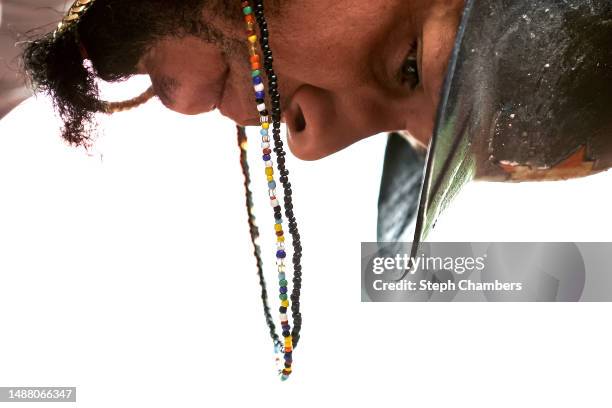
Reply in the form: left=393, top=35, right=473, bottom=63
left=372, top=279, right=523, bottom=293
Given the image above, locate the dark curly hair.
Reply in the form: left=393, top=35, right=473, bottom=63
left=21, top=0, right=228, bottom=147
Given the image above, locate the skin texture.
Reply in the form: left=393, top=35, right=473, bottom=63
left=137, top=0, right=466, bottom=160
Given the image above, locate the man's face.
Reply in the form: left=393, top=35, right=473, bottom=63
left=137, top=0, right=464, bottom=160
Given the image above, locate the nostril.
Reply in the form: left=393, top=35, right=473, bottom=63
left=294, top=104, right=307, bottom=132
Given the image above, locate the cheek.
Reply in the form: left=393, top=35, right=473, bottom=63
left=267, top=4, right=372, bottom=88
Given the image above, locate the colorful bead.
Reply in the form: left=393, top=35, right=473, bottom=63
left=243, top=0, right=300, bottom=381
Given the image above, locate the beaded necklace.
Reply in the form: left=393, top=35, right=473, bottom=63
left=51, top=0, right=303, bottom=382
left=239, top=0, right=303, bottom=381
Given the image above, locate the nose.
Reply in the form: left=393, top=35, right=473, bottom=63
left=284, top=85, right=411, bottom=160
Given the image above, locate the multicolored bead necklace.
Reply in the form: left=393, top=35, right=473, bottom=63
left=239, top=0, right=303, bottom=381
left=48, top=0, right=302, bottom=382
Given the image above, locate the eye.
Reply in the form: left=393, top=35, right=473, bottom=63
left=399, top=42, right=420, bottom=90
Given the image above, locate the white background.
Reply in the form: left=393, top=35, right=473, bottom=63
left=0, top=77, right=611, bottom=407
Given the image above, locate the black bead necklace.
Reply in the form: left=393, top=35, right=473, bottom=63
left=239, top=0, right=303, bottom=380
